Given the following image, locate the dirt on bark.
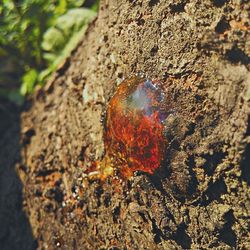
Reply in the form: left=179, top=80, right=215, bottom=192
left=1, top=0, right=249, bottom=249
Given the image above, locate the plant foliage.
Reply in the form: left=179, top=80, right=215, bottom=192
left=0, top=0, right=98, bottom=103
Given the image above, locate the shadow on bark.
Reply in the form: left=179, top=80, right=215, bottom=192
left=0, top=98, right=36, bottom=250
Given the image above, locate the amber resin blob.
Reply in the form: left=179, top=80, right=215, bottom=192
left=87, top=76, right=171, bottom=180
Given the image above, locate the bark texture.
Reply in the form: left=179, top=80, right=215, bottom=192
left=16, top=0, right=250, bottom=249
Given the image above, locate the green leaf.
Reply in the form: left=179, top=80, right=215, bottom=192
left=20, top=69, right=38, bottom=95
left=38, top=68, right=53, bottom=82
left=91, top=0, right=100, bottom=12
left=42, top=27, right=65, bottom=52
left=41, top=7, right=96, bottom=70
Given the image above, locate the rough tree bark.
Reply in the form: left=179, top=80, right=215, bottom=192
left=12, top=0, right=250, bottom=249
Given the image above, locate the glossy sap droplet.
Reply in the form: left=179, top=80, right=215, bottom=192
left=88, top=76, right=170, bottom=180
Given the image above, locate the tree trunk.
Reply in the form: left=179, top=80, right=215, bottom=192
left=17, top=0, right=250, bottom=249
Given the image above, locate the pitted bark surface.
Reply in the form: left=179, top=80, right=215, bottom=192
left=18, top=0, right=250, bottom=249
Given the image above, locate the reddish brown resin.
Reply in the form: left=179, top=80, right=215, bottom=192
left=87, top=76, right=169, bottom=180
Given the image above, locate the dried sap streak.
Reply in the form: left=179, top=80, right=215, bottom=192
left=88, top=76, right=170, bottom=180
